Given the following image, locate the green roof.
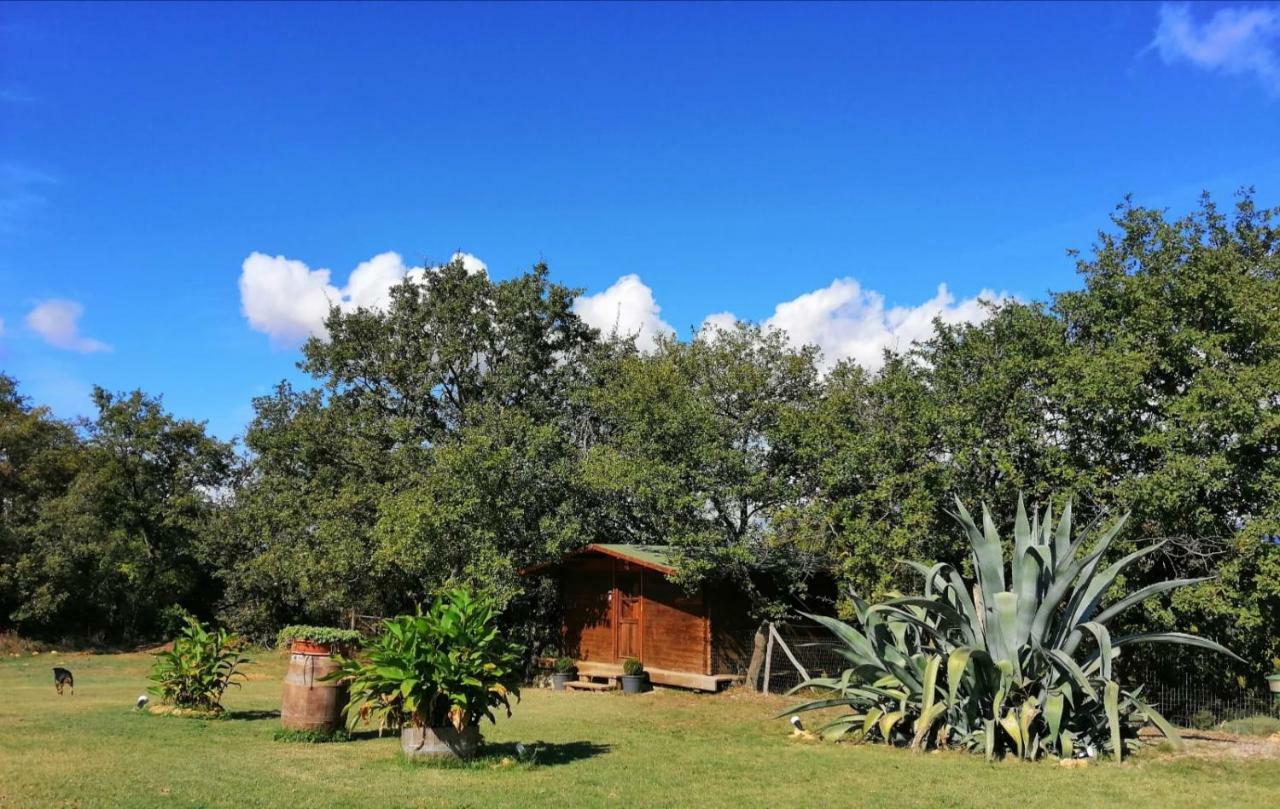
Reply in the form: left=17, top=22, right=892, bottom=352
left=591, top=544, right=675, bottom=572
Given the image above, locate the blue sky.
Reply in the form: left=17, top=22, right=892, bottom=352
left=2, top=1, right=1278, bottom=440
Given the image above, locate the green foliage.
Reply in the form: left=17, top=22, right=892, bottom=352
left=782, top=496, right=1239, bottom=761
left=1189, top=710, right=1216, bottom=731
left=553, top=656, right=577, bottom=674
left=1219, top=715, right=1280, bottom=737
left=275, top=625, right=363, bottom=649
left=621, top=658, right=644, bottom=677
left=331, top=588, right=522, bottom=732
left=148, top=617, right=251, bottom=712
left=272, top=727, right=351, bottom=743
left=0, top=378, right=235, bottom=642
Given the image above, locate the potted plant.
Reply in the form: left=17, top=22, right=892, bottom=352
left=275, top=626, right=362, bottom=734
left=620, top=657, right=647, bottom=694
left=551, top=656, right=578, bottom=691
left=1267, top=658, right=1280, bottom=696
left=276, top=625, right=362, bottom=656
left=329, top=588, right=521, bottom=760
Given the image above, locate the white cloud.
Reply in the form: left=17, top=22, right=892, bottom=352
left=573, top=273, right=675, bottom=352
left=699, top=311, right=738, bottom=336
left=238, top=251, right=490, bottom=347
left=25, top=299, right=111, bottom=353
left=756, top=278, right=1005, bottom=372
left=1151, top=3, right=1280, bottom=91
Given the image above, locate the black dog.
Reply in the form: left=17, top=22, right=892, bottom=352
left=52, top=667, right=74, bottom=695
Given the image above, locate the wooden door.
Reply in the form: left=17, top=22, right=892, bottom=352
left=614, top=566, right=642, bottom=661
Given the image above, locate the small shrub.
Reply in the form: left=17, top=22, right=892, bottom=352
left=622, top=658, right=644, bottom=676
left=553, top=656, right=577, bottom=674
left=273, top=727, right=351, bottom=743
left=149, top=617, right=251, bottom=712
left=275, top=625, right=363, bottom=650
left=1189, top=710, right=1216, bottom=730
left=1219, top=715, right=1280, bottom=737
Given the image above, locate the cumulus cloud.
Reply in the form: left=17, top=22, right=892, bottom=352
left=1151, top=3, right=1280, bottom=91
left=738, top=278, right=1005, bottom=372
left=573, top=273, right=675, bottom=352
left=238, top=250, right=486, bottom=347
left=25, top=299, right=111, bottom=353
left=699, top=311, right=738, bottom=336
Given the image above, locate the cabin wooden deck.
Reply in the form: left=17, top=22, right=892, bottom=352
left=571, top=660, right=740, bottom=692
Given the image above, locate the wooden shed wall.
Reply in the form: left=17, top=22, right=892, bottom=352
left=561, top=556, right=614, bottom=664
left=641, top=569, right=708, bottom=675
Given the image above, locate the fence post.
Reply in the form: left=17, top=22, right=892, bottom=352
left=770, top=623, right=812, bottom=684
left=745, top=623, right=768, bottom=692
left=762, top=622, right=775, bottom=694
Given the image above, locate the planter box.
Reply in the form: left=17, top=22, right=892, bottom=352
left=401, top=725, right=480, bottom=760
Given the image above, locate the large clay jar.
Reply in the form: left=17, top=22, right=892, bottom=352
left=280, top=641, right=347, bottom=734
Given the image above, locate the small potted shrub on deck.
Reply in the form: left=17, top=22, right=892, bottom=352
left=330, top=588, right=521, bottom=760
left=551, top=656, right=578, bottom=691
left=620, top=657, right=647, bottom=694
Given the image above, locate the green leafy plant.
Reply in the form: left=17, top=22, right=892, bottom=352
left=553, top=656, right=577, bottom=674
left=622, top=658, right=644, bottom=677
left=275, top=625, right=363, bottom=649
left=329, top=587, right=521, bottom=734
left=272, top=728, right=352, bottom=743
left=148, top=617, right=251, bottom=712
left=1189, top=710, right=1216, bottom=731
left=782, top=496, right=1241, bottom=761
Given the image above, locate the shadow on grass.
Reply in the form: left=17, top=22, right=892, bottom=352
left=394, top=740, right=611, bottom=770
left=225, top=709, right=281, bottom=721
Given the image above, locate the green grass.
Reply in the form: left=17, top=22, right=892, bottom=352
left=1218, top=715, right=1280, bottom=737
left=1, top=652, right=1277, bottom=809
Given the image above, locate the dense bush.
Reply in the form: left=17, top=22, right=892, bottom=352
left=782, top=497, right=1239, bottom=761
left=148, top=618, right=251, bottom=712
left=274, top=625, right=363, bottom=649
left=330, top=588, right=521, bottom=733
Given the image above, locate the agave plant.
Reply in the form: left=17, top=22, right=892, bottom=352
left=783, top=496, right=1240, bottom=761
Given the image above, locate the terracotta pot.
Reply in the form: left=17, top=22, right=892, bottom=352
left=289, top=639, right=337, bottom=656
left=401, top=725, right=480, bottom=760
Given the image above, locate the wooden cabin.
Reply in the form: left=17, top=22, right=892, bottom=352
left=521, top=544, right=757, bottom=691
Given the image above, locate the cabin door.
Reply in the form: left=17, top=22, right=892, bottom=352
left=614, top=566, right=642, bottom=661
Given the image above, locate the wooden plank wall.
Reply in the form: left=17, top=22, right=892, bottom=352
left=641, top=570, right=709, bottom=675
left=561, top=556, right=614, bottom=663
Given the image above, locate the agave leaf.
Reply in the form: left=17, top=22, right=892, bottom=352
left=800, top=612, right=878, bottom=665
left=1087, top=577, right=1213, bottom=633
left=993, top=592, right=1021, bottom=675
left=863, top=707, right=884, bottom=738
left=946, top=647, right=974, bottom=710
left=1060, top=729, right=1074, bottom=759
left=1129, top=696, right=1183, bottom=749
left=1053, top=499, right=1072, bottom=572
left=1039, top=647, right=1099, bottom=702
left=1029, top=518, right=1123, bottom=646
left=999, top=708, right=1024, bottom=759
left=1076, top=622, right=1114, bottom=681
left=1109, top=632, right=1244, bottom=662
left=983, top=718, right=996, bottom=762
left=1104, top=680, right=1122, bottom=762
left=1065, top=539, right=1166, bottom=634
left=911, top=702, right=948, bottom=751
left=1044, top=690, right=1065, bottom=749
left=878, top=709, right=906, bottom=742
left=1018, top=699, right=1040, bottom=760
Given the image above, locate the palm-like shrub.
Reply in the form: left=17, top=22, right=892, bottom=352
left=330, top=588, right=521, bottom=734
left=784, top=496, right=1240, bottom=761
left=149, top=617, right=251, bottom=712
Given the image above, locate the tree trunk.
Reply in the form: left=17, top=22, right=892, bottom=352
left=745, top=623, right=768, bottom=692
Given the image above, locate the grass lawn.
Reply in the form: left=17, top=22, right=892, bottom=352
left=1, top=651, right=1277, bottom=809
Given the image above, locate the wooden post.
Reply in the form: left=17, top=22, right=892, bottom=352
left=762, top=622, right=775, bottom=695
left=770, top=624, right=811, bottom=683
left=745, top=623, right=768, bottom=692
